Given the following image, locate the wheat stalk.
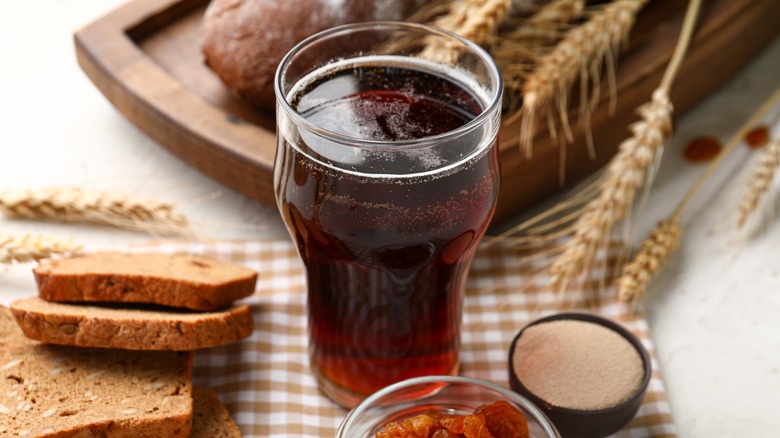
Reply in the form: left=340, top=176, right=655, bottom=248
left=0, top=233, right=82, bottom=264
left=485, top=168, right=602, bottom=249
left=494, top=0, right=587, bottom=112
left=409, top=0, right=512, bottom=63
left=407, top=0, right=469, bottom=28
left=509, top=0, right=649, bottom=157
left=412, top=0, right=511, bottom=45
left=617, top=85, right=780, bottom=303
left=497, top=0, right=585, bottom=48
left=454, top=0, right=512, bottom=46
left=737, top=130, right=780, bottom=228
left=546, top=0, right=703, bottom=292
left=617, top=215, right=681, bottom=303
left=547, top=89, right=673, bottom=290
left=0, top=187, right=190, bottom=235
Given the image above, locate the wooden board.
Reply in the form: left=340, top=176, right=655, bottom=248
left=74, top=0, right=780, bottom=225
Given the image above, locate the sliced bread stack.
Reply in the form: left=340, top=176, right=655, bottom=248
left=12, top=252, right=257, bottom=351
left=4, top=252, right=255, bottom=437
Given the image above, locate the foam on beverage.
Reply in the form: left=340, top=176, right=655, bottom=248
left=285, top=55, right=496, bottom=178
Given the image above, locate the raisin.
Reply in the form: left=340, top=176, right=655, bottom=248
left=475, top=401, right=529, bottom=438
left=438, top=414, right=465, bottom=434
left=463, top=413, right=494, bottom=438
left=432, top=430, right=461, bottom=438
left=376, top=413, right=436, bottom=438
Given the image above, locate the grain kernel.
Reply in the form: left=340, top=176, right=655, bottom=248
left=2, top=359, right=22, bottom=370
left=59, top=324, right=78, bottom=335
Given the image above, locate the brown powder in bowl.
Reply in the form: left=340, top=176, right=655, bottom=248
left=512, top=319, right=644, bottom=411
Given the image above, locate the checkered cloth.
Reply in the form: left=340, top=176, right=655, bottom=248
left=137, top=239, right=676, bottom=438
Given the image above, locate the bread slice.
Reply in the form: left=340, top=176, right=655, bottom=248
left=191, top=388, right=242, bottom=437
left=34, top=252, right=257, bottom=311
left=0, top=306, right=193, bottom=437
left=10, top=298, right=254, bottom=351
left=0, top=305, right=37, bottom=351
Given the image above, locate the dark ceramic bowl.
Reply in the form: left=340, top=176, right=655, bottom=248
left=508, top=313, right=652, bottom=438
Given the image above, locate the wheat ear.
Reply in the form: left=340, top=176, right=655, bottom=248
left=413, top=0, right=511, bottom=45
left=494, top=0, right=587, bottom=112
left=547, top=0, right=703, bottom=292
left=453, top=0, right=512, bottom=46
left=0, top=187, right=189, bottom=235
left=618, top=85, right=780, bottom=303
left=737, top=130, right=780, bottom=228
left=547, top=89, right=673, bottom=290
left=413, top=0, right=512, bottom=63
left=510, top=0, right=648, bottom=157
left=617, top=216, right=681, bottom=303
left=0, top=233, right=82, bottom=264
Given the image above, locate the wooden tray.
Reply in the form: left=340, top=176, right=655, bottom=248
left=75, top=0, right=780, bottom=225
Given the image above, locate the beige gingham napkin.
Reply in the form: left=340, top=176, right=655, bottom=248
left=138, top=239, right=676, bottom=437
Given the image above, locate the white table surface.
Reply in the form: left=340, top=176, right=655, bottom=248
left=2, top=2, right=779, bottom=437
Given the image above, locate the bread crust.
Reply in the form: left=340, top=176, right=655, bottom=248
left=34, top=252, right=257, bottom=311
left=10, top=298, right=254, bottom=351
left=200, top=0, right=431, bottom=109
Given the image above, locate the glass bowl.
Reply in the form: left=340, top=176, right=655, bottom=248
left=336, top=375, right=561, bottom=437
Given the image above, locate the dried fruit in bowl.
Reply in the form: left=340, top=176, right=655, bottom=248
left=375, top=401, right=529, bottom=438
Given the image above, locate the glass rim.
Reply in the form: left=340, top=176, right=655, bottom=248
left=273, top=21, right=504, bottom=151
left=337, top=375, right=561, bottom=437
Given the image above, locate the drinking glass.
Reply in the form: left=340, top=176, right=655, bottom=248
left=274, top=21, right=502, bottom=408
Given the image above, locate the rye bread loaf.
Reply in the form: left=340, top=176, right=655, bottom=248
left=10, top=298, right=254, bottom=351
left=0, top=306, right=193, bottom=437
left=201, top=0, right=431, bottom=110
left=191, top=387, right=242, bottom=437
left=33, top=252, right=257, bottom=311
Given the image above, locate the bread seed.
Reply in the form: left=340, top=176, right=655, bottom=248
left=42, top=408, right=57, bottom=418
left=2, top=359, right=22, bottom=370
left=121, top=408, right=137, bottom=415
left=87, top=370, right=105, bottom=380
left=0, top=403, right=10, bottom=414
left=59, top=323, right=79, bottom=335
left=18, top=430, right=30, bottom=436
left=50, top=367, right=63, bottom=376
left=145, top=382, right=165, bottom=391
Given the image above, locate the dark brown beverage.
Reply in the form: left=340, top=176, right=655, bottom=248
left=275, top=57, right=500, bottom=406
